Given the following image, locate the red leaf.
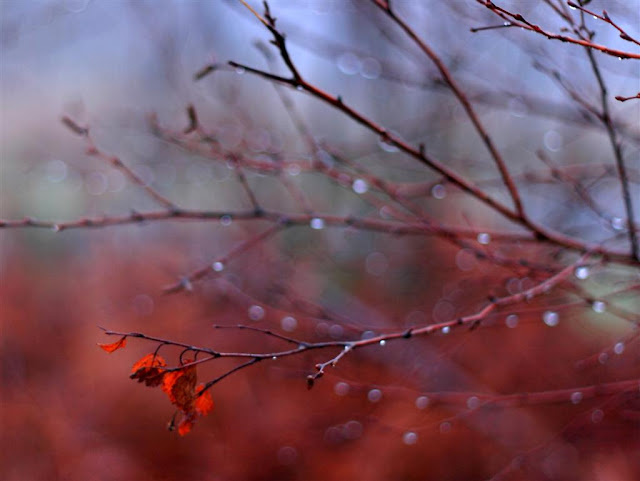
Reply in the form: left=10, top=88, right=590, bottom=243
left=130, top=353, right=167, bottom=387
left=194, top=384, right=214, bottom=416
left=98, top=336, right=127, bottom=353
left=177, top=414, right=196, bottom=436
left=161, top=364, right=197, bottom=412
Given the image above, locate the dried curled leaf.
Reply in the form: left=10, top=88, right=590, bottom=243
left=161, top=366, right=197, bottom=412
left=175, top=386, right=214, bottom=436
left=130, top=353, right=167, bottom=387
left=98, top=336, right=127, bottom=353
left=129, top=356, right=214, bottom=435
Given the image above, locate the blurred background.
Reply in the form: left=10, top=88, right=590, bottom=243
left=1, top=1, right=639, bottom=480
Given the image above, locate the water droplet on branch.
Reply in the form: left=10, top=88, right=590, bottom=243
left=542, top=311, right=559, bottom=326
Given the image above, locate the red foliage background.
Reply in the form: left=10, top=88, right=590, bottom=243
left=1, top=1, right=639, bottom=480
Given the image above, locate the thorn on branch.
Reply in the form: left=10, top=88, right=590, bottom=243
left=130, top=210, right=145, bottom=223
left=61, top=116, right=88, bottom=136
left=183, top=104, right=199, bottom=134
left=194, top=63, right=217, bottom=81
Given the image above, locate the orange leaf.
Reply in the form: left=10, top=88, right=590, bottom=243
left=130, top=353, right=167, bottom=387
left=98, top=336, right=127, bottom=353
left=194, top=384, right=214, bottom=416
left=161, top=364, right=197, bottom=412
left=177, top=414, right=196, bottom=436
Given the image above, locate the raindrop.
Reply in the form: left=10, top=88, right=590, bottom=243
left=506, top=278, right=521, bottom=295
left=310, top=217, right=325, bottom=230
left=277, top=446, right=297, bottom=465
left=574, top=266, right=589, bottom=280
left=44, top=159, right=68, bottom=183
left=543, top=311, right=559, bottom=327
left=379, top=340, right=386, bottom=346
left=361, top=330, right=375, bottom=340
left=477, top=232, right=491, bottom=245
left=378, top=131, right=400, bottom=153
left=441, top=326, right=451, bottom=334
left=85, top=171, right=108, bottom=196
left=415, top=396, right=429, bottom=410
left=329, top=324, right=344, bottom=339
left=220, top=215, right=232, bottom=226
left=51, top=224, right=61, bottom=232
left=598, top=352, right=609, bottom=364
left=248, top=305, right=265, bottom=321
left=613, top=342, right=624, bottom=355
left=591, top=409, right=604, bottom=423
left=519, top=277, right=535, bottom=291
left=132, top=294, right=154, bottom=317
left=272, top=356, right=277, bottom=360
left=431, top=184, right=446, bottom=199
left=235, top=66, right=245, bottom=74
left=611, top=217, right=625, bottom=230
left=505, top=314, right=519, bottom=328
left=334, top=381, right=350, bottom=396
left=439, top=422, right=452, bottom=433
left=281, top=316, right=297, bottom=332
left=570, top=392, right=583, bottom=404
left=455, top=249, right=476, bottom=271
left=212, top=261, right=224, bottom=272
left=337, top=52, right=360, bottom=75
left=403, top=431, right=418, bottom=445
left=543, top=130, right=563, bottom=152
left=286, top=164, right=301, bottom=176
left=591, top=300, right=606, bottom=313
left=352, top=178, right=368, bottom=194
left=466, top=396, right=480, bottom=409
left=324, top=426, right=343, bottom=444
left=368, top=389, right=382, bottom=403
left=434, top=299, right=455, bottom=322
left=360, top=57, right=381, bottom=79
left=316, top=322, right=329, bottom=336
left=379, top=205, right=394, bottom=219
left=344, top=420, right=363, bottom=439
